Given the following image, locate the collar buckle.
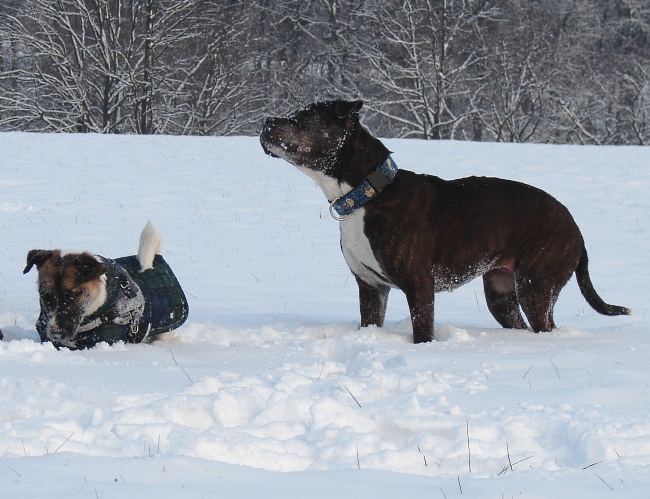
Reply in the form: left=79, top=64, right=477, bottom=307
left=329, top=197, right=352, bottom=221
left=328, top=155, right=398, bottom=221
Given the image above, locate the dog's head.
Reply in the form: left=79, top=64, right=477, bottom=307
left=24, top=250, right=107, bottom=346
left=260, top=100, right=364, bottom=175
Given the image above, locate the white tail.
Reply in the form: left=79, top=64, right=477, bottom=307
left=137, top=221, right=162, bottom=271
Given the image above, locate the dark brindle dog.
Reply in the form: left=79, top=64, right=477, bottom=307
left=260, top=100, right=630, bottom=343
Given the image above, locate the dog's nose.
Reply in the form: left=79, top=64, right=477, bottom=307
left=265, top=116, right=283, bottom=129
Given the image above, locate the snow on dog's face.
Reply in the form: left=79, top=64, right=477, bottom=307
left=260, top=100, right=364, bottom=176
left=24, top=250, right=107, bottom=346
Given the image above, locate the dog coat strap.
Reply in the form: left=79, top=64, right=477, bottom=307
left=79, top=261, right=133, bottom=325
left=75, top=260, right=145, bottom=341
left=330, top=155, right=398, bottom=220
left=82, top=259, right=123, bottom=325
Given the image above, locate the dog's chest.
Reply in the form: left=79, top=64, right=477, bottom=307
left=298, top=168, right=391, bottom=287
left=340, top=209, right=391, bottom=287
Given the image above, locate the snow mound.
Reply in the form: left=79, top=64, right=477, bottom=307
left=1, top=133, right=648, bottom=497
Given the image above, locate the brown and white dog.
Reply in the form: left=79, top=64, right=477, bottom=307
left=24, top=222, right=187, bottom=349
left=260, top=100, right=630, bottom=343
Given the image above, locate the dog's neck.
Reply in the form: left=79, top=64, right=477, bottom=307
left=336, top=126, right=389, bottom=180
left=329, top=155, right=398, bottom=220
left=297, top=166, right=352, bottom=201
left=300, top=126, right=391, bottom=203
left=77, top=258, right=126, bottom=327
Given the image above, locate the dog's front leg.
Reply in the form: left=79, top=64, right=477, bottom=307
left=356, top=276, right=390, bottom=328
left=404, top=279, right=435, bottom=343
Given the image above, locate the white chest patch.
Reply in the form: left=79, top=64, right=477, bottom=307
left=340, top=208, right=391, bottom=287
left=299, top=168, right=391, bottom=287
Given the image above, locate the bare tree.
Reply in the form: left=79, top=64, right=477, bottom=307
left=476, top=1, right=583, bottom=143
left=253, top=0, right=359, bottom=117
left=0, top=0, right=199, bottom=133
left=546, top=0, right=650, bottom=144
left=0, top=0, right=647, bottom=142
left=350, top=0, right=497, bottom=139
left=623, top=63, right=649, bottom=145
left=155, top=2, right=268, bottom=135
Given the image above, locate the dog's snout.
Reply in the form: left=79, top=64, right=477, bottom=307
left=260, top=119, right=274, bottom=142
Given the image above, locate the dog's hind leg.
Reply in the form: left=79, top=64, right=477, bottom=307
left=515, top=243, right=579, bottom=332
left=483, top=269, right=527, bottom=329
left=515, top=271, right=565, bottom=332
left=356, top=276, right=390, bottom=328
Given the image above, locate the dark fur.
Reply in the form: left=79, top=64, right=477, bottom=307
left=260, top=100, right=630, bottom=343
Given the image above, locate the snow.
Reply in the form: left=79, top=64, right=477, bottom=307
left=1, top=131, right=649, bottom=498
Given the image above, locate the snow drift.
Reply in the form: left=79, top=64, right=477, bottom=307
left=0, top=133, right=648, bottom=497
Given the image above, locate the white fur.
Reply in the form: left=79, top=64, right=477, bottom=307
left=264, top=144, right=294, bottom=164
left=340, top=208, right=392, bottom=287
left=296, top=166, right=347, bottom=201
left=137, top=221, right=162, bottom=271
left=82, top=274, right=108, bottom=317
left=304, top=169, right=391, bottom=288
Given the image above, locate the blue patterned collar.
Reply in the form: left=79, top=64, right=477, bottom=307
left=329, top=155, right=398, bottom=220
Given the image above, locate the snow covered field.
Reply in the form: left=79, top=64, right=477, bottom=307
left=1, top=132, right=648, bottom=498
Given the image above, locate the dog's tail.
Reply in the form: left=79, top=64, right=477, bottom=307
left=575, top=243, right=630, bottom=316
left=138, top=220, right=162, bottom=271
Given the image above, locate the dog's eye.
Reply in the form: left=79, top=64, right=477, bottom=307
left=64, top=289, right=83, bottom=302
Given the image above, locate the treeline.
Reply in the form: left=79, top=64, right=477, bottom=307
left=0, top=0, right=648, bottom=144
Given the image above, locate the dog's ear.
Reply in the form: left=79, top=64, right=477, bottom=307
left=334, top=100, right=363, bottom=119
left=24, top=250, right=54, bottom=274
left=74, top=253, right=106, bottom=284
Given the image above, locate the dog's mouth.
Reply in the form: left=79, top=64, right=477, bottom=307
left=39, top=287, right=104, bottom=348
left=48, top=332, right=78, bottom=348
left=260, top=140, right=280, bottom=158
left=45, top=319, right=81, bottom=348
left=260, top=124, right=299, bottom=159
